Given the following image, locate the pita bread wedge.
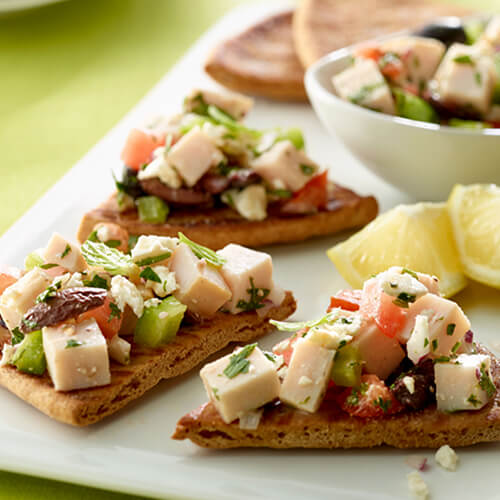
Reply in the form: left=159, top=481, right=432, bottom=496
left=77, top=185, right=378, bottom=250
left=0, top=293, right=296, bottom=427
left=293, top=0, right=471, bottom=67
left=173, top=343, right=500, bottom=449
left=205, top=11, right=307, bottom=101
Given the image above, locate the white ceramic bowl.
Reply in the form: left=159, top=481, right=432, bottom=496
left=305, top=46, right=500, bottom=201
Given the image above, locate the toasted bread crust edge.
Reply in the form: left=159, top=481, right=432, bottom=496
left=0, top=293, right=296, bottom=427
left=77, top=191, right=378, bottom=249
left=172, top=344, right=500, bottom=449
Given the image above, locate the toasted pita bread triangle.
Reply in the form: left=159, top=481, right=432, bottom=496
left=173, top=344, right=500, bottom=449
left=293, top=0, right=472, bottom=67
left=0, top=293, right=296, bottom=426
left=205, top=11, right=307, bottom=101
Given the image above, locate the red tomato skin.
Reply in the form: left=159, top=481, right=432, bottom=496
left=0, top=265, right=21, bottom=296
left=120, top=128, right=165, bottom=171
left=281, top=172, right=328, bottom=214
left=327, top=289, right=363, bottom=312
left=79, top=296, right=123, bottom=339
left=355, top=46, right=384, bottom=61
left=359, top=279, right=407, bottom=338
left=273, top=333, right=302, bottom=366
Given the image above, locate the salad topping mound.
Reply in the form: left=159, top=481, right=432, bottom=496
left=332, top=16, right=500, bottom=129
left=200, top=267, right=496, bottom=427
left=0, top=226, right=285, bottom=392
left=116, top=88, right=332, bottom=223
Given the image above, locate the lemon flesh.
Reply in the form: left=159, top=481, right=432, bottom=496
left=448, top=184, right=500, bottom=288
left=327, top=203, right=467, bottom=298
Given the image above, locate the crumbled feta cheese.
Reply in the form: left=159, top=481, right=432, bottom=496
left=131, top=235, right=178, bottom=264
left=0, top=344, right=15, bottom=367
left=435, top=445, right=459, bottom=471
left=298, top=375, right=313, bottom=386
left=53, top=272, right=84, bottom=290
left=96, top=225, right=112, bottom=243
left=273, top=338, right=290, bottom=355
left=144, top=266, right=177, bottom=298
left=379, top=268, right=429, bottom=300
left=138, top=154, right=182, bottom=189
left=144, top=298, right=162, bottom=309
left=407, top=315, right=431, bottom=363
left=110, top=276, right=144, bottom=318
left=222, top=185, right=268, bottom=221
left=407, top=471, right=429, bottom=499
left=403, top=376, right=416, bottom=394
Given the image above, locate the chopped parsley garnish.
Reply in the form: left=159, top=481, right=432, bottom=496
left=178, top=232, right=226, bottom=268
left=349, top=82, right=384, bottom=105
left=135, top=253, right=171, bottom=267
left=345, top=383, right=368, bottom=406
left=140, top=267, right=161, bottom=283
left=217, top=161, right=238, bottom=177
left=128, top=235, right=139, bottom=252
left=66, top=339, right=83, bottom=349
left=264, top=352, right=277, bottom=363
left=104, top=240, right=121, bottom=249
left=81, top=240, right=137, bottom=277
left=337, top=339, right=348, bottom=350
left=479, top=362, right=496, bottom=398
left=236, top=277, right=270, bottom=312
left=339, top=317, right=353, bottom=324
left=267, top=189, right=293, bottom=199
left=299, top=164, right=315, bottom=175
left=433, top=356, right=451, bottom=363
left=467, top=394, right=481, bottom=407
left=270, top=311, right=340, bottom=333
left=299, top=396, right=311, bottom=405
left=453, top=54, right=474, bottom=65
left=431, top=339, right=438, bottom=351
left=22, top=318, right=38, bottom=331
left=401, top=268, right=418, bottom=280
left=108, top=302, right=122, bottom=322
left=389, top=282, right=398, bottom=288
left=424, top=338, right=429, bottom=348
left=40, top=263, right=58, bottom=269
left=223, top=343, right=257, bottom=379
left=83, top=275, right=109, bottom=290
left=373, top=397, right=391, bottom=413
left=475, top=71, right=482, bottom=85
left=446, top=323, right=456, bottom=336
left=36, top=281, right=62, bottom=303
left=212, top=387, right=220, bottom=401
left=451, top=341, right=461, bottom=353
left=60, top=244, right=72, bottom=259
left=11, top=327, right=24, bottom=346
left=378, top=51, right=400, bottom=69
left=393, top=292, right=417, bottom=308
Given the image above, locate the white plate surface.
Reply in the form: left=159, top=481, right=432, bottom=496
left=1, top=4, right=500, bottom=499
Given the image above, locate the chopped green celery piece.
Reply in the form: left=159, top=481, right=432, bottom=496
left=24, top=252, right=44, bottom=271
left=448, top=118, right=487, bottom=129
left=331, top=344, right=362, bottom=387
left=492, top=54, right=500, bottom=105
left=275, top=128, right=305, bottom=150
left=134, top=296, right=187, bottom=348
left=11, top=330, right=46, bottom=375
left=207, top=105, right=261, bottom=138
left=393, top=88, right=439, bottom=124
left=136, top=196, right=169, bottom=224
left=464, top=20, right=485, bottom=45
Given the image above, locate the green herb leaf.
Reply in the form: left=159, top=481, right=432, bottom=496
left=11, top=327, right=24, bottom=346
left=140, top=267, right=161, bottom=283
left=66, top=339, right=83, bottom=349
left=270, top=311, right=339, bottom=333
left=267, top=188, right=293, bottom=199
left=22, top=318, right=38, bottom=331
left=207, top=105, right=261, bottom=139
left=446, top=323, right=456, bottom=336
left=431, top=338, right=438, bottom=351
left=36, top=281, right=62, bottom=303
left=393, top=292, right=417, bottom=308
left=479, top=362, right=496, bottom=398
left=178, top=232, right=226, bottom=268
left=453, top=54, right=474, bottom=65
left=373, top=397, right=391, bottom=413
left=451, top=341, right=461, bottom=353
left=433, top=356, right=451, bottom=363
left=475, top=71, right=482, bottom=85
left=299, top=396, right=311, bottom=405
left=467, top=394, right=481, bottom=407
left=236, top=277, right=270, bottom=312
left=299, top=164, right=315, bottom=175
left=40, top=263, right=58, bottom=270
left=82, top=274, right=109, bottom=290
left=135, top=252, right=171, bottom=267
left=223, top=343, right=257, bottom=379
left=349, top=82, right=384, bottom=105
left=401, top=268, right=419, bottom=280
left=212, top=387, right=220, bottom=401
left=264, top=352, right=277, bottom=363
left=81, top=240, right=137, bottom=277
left=424, top=337, right=429, bottom=348
left=108, top=302, right=122, bottom=322
left=60, top=244, right=72, bottom=259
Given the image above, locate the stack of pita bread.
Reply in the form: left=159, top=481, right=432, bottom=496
left=205, top=0, right=469, bottom=101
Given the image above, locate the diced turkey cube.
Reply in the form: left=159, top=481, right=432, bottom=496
left=43, top=233, right=87, bottom=273
left=306, top=311, right=362, bottom=349
left=0, top=267, right=51, bottom=330
left=217, top=243, right=274, bottom=314
left=108, top=335, right=131, bottom=365
left=435, top=354, right=494, bottom=412
left=434, top=43, right=496, bottom=115
left=110, top=276, right=144, bottom=318
left=333, top=58, right=396, bottom=114
left=167, top=127, right=223, bottom=187
left=377, top=267, right=429, bottom=301
left=279, top=338, right=335, bottom=413
left=380, top=36, right=446, bottom=86
left=223, top=185, right=267, bottom=221
left=144, top=265, right=177, bottom=298
left=381, top=266, right=440, bottom=295
left=200, top=345, right=280, bottom=423
left=251, top=140, right=318, bottom=192
left=483, top=16, right=500, bottom=47
left=397, top=294, right=470, bottom=359
left=170, top=243, right=231, bottom=316
left=43, top=319, right=111, bottom=391
left=184, top=89, right=253, bottom=120
left=131, top=235, right=178, bottom=265
left=351, top=320, right=405, bottom=380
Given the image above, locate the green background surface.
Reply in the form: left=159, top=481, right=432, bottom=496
left=0, top=0, right=495, bottom=498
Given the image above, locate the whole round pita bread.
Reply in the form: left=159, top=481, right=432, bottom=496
left=293, top=0, right=471, bottom=67
left=205, top=11, right=307, bottom=101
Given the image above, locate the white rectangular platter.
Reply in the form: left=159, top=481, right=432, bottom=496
left=1, top=4, right=500, bottom=499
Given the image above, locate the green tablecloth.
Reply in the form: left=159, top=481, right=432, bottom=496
left=0, top=0, right=495, bottom=498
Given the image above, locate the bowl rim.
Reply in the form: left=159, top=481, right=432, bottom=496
left=305, top=20, right=500, bottom=137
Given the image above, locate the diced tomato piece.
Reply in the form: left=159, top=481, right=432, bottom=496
left=120, top=128, right=165, bottom=171
left=273, top=333, right=301, bottom=366
left=79, top=296, right=123, bottom=339
left=359, top=279, right=407, bottom=338
left=381, top=61, right=403, bottom=80
left=281, top=172, right=328, bottom=214
left=328, top=289, right=363, bottom=312
left=338, top=374, right=402, bottom=418
left=355, top=46, right=384, bottom=62
left=0, top=264, right=21, bottom=296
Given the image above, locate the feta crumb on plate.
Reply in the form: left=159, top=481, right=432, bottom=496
left=435, top=444, right=459, bottom=471
left=407, top=471, right=429, bottom=499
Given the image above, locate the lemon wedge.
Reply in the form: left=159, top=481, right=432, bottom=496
left=448, top=184, right=500, bottom=288
left=327, top=203, right=467, bottom=298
